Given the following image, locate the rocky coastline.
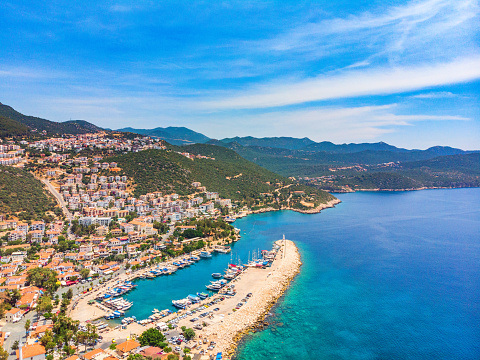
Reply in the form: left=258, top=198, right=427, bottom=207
left=204, top=239, right=302, bottom=358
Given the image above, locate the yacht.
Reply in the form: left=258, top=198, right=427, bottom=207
left=200, top=251, right=212, bottom=258
left=206, top=283, right=222, bottom=291
left=172, top=299, right=191, bottom=309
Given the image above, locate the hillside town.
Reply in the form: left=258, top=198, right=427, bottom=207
left=0, top=132, right=246, bottom=360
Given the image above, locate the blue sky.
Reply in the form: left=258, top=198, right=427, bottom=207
left=0, top=0, right=479, bottom=149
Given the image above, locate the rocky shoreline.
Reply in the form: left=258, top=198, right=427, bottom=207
left=250, top=198, right=341, bottom=215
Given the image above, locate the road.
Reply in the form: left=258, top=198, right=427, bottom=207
left=41, top=178, right=72, bottom=221
left=1, top=311, right=36, bottom=360
left=41, top=178, right=76, bottom=239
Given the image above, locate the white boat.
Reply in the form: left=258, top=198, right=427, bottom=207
left=200, top=251, right=212, bottom=258
left=172, top=299, right=191, bottom=309
left=206, top=283, right=222, bottom=291
left=187, top=294, right=200, bottom=303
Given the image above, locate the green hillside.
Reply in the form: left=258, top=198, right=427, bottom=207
left=0, top=115, right=29, bottom=137
left=107, top=145, right=336, bottom=209
left=0, top=166, right=56, bottom=220
left=118, top=126, right=210, bottom=145
left=109, top=147, right=284, bottom=199
left=0, top=102, right=103, bottom=135
left=305, top=153, right=480, bottom=191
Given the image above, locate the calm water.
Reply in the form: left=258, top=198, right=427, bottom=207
left=124, top=189, right=480, bottom=359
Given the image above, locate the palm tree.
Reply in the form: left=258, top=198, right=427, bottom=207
left=24, top=319, right=31, bottom=337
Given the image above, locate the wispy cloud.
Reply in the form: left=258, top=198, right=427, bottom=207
left=201, top=104, right=470, bottom=143
left=410, top=91, right=459, bottom=99
left=252, top=0, right=479, bottom=62
left=199, top=56, right=480, bottom=110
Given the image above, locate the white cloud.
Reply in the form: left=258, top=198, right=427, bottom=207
left=410, top=91, right=459, bottom=99
left=201, top=104, right=470, bottom=143
left=256, top=0, right=479, bottom=60
left=199, top=56, right=480, bottom=110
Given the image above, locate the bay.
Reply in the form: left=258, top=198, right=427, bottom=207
left=235, top=188, right=480, bottom=360
left=124, top=188, right=480, bottom=359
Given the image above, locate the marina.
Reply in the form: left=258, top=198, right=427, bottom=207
left=71, top=234, right=299, bottom=359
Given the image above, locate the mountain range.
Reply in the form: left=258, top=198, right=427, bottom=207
left=0, top=101, right=478, bottom=191
left=116, top=126, right=210, bottom=145
left=117, top=126, right=473, bottom=157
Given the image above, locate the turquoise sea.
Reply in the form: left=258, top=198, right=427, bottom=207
left=123, top=188, right=480, bottom=359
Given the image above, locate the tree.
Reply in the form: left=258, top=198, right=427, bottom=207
left=25, top=319, right=31, bottom=335
left=0, top=345, right=8, bottom=360
left=11, top=341, right=19, bottom=351
left=7, top=289, right=21, bottom=306
left=0, top=303, right=6, bottom=319
left=138, top=328, right=166, bottom=348
left=37, top=296, right=53, bottom=317
left=40, top=330, right=55, bottom=353
left=26, top=268, right=59, bottom=296
left=80, top=268, right=90, bottom=279
left=181, top=327, right=195, bottom=340
left=65, top=288, right=73, bottom=300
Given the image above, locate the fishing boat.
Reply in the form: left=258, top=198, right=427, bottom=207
left=211, top=273, right=223, bottom=278
left=187, top=294, right=201, bottom=303
left=213, top=245, right=231, bottom=254
left=206, top=283, right=222, bottom=291
left=200, top=251, right=212, bottom=258
left=197, top=292, right=209, bottom=300
left=172, top=299, right=191, bottom=309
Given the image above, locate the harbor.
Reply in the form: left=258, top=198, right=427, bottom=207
left=69, top=231, right=300, bottom=358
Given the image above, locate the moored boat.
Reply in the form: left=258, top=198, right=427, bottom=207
left=197, top=292, right=209, bottom=300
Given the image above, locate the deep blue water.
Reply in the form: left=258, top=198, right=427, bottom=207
left=124, top=189, right=480, bottom=359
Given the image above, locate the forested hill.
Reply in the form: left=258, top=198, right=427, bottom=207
left=107, top=146, right=336, bottom=209
left=218, top=136, right=316, bottom=150
left=0, top=102, right=103, bottom=135
left=201, top=141, right=479, bottom=191
left=0, top=166, right=57, bottom=220
left=0, top=115, right=30, bottom=137
left=117, top=126, right=210, bottom=145
left=109, top=147, right=283, bottom=199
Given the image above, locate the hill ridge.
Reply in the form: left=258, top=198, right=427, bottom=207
left=0, top=102, right=103, bottom=135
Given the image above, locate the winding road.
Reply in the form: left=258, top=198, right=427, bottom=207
left=41, top=178, right=73, bottom=221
